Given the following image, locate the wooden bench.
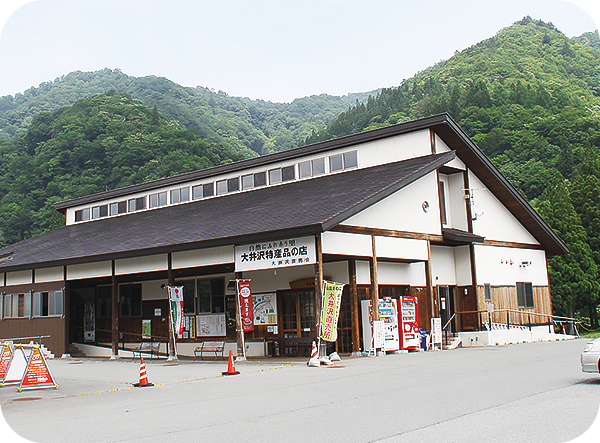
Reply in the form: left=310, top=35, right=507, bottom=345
left=133, top=342, right=161, bottom=359
left=273, top=337, right=314, bottom=356
left=194, top=341, right=226, bottom=360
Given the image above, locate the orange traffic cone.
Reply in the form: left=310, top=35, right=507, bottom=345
left=307, top=341, right=319, bottom=367
left=133, top=357, right=154, bottom=387
left=222, top=350, right=240, bottom=376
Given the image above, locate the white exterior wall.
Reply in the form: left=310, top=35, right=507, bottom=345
left=243, top=264, right=315, bottom=293
left=356, top=260, right=427, bottom=286
left=321, top=232, right=372, bottom=257
left=469, top=172, right=539, bottom=245
left=430, top=245, right=473, bottom=287
left=375, top=237, right=428, bottom=261
left=116, top=254, right=168, bottom=275
left=342, top=172, right=441, bottom=235
left=35, top=267, right=64, bottom=283
left=172, top=246, right=234, bottom=269
left=473, top=245, right=549, bottom=286
left=67, top=261, right=112, bottom=280
left=5, top=270, right=33, bottom=286
left=64, top=130, right=433, bottom=226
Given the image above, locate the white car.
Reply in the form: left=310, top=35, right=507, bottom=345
left=581, top=337, right=600, bottom=373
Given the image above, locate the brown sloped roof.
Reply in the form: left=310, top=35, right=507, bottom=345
left=0, top=152, right=455, bottom=271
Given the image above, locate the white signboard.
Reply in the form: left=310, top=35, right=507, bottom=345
left=196, top=314, right=226, bottom=337
left=373, top=321, right=385, bottom=349
left=253, top=293, right=278, bottom=325
left=235, top=236, right=316, bottom=272
left=431, top=318, right=442, bottom=348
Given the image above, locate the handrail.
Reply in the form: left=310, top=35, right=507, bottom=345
left=458, top=308, right=578, bottom=323
left=442, top=313, right=456, bottom=331
left=1, top=335, right=51, bottom=341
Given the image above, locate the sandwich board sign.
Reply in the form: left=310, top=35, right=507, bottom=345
left=0, top=343, right=13, bottom=382
left=17, top=345, right=58, bottom=391
left=0, top=344, right=28, bottom=386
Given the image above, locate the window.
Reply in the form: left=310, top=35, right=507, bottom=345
left=484, top=284, right=492, bottom=302
left=329, top=154, right=344, bottom=172
left=196, top=278, right=225, bottom=314
left=330, top=151, right=358, bottom=172
left=128, top=197, right=146, bottom=212
left=216, top=180, right=228, bottom=195
left=92, top=205, right=108, bottom=219
left=75, top=208, right=90, bottom=222
left=299, top=158, right=325, bottom=179
left=254, top=172, right=266, bottom=187
left=193, top=183, right=214, bottom=200
left=517, top=282, right=534, bottom=309
left=119, top=284, right=141, bottom=317
left=32, top=291, right=63, bottom=317
left=241, top=172, right=266, bottom=190
left=110, top=201, right=127, bottom=216
left=343, top=151, right=358, bottom=169
left=97, top=286, right=111, bottom=318
left=180, top=280, right=196, bottom=314
left=149, top=192, right=168, bottom=208
left=170, top=187, right=190, bottom=204
left=227, top=177, right=239, bottom=193
left=268, top=168, right=282, bottom=184
left=3, top=294, right=12, bottom=318
left=439, top=181, right=447, bottom=225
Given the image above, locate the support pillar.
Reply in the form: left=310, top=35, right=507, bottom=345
left=235, top=271, right=246, bottom=361
left=348, top=259, right=360, bottom=355
left=369, top=235, right=379, bottom=321
left=314, top=234, right=324, bottom=357
left=111, top=260, right=119, bottom=359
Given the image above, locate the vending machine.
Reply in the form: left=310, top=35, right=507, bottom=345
left=361, top=298, right=400, bottom=353
left=398, top=296, right=420, bottom=349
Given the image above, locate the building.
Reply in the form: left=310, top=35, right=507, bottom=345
left=0, top=113, right=568, bottom=358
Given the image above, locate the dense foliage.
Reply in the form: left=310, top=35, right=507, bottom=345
left=0, top=70, right=374, bottom=156
left=0, top=92, right=242, bottom=245
left=301, top=18, right=600, bottom=326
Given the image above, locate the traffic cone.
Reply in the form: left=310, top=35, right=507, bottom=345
left=133, top=357, right=154, bottom=387
left=307, top=341, right=320, bottom=367
left=222, top=350, right=240, bottom=376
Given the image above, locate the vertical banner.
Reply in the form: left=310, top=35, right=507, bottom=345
left=237, top=280, right=254, bottom=332
left=168, top=286, right=185, bottom=339
left=320, top=281, right=345, bottom=342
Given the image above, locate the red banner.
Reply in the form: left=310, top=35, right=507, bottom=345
left=238, top=280, right=254, bottom=332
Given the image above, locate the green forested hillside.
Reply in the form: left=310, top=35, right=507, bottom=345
left=0, top=69, right=374, bottom=156
left=302, top=18, right=600, bottom=326
left=0, top=92, right=242, bottom=245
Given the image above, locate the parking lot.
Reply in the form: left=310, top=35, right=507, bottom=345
left=1, top=338, right=599, bottom=443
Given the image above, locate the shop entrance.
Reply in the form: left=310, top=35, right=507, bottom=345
left=438, top=286, right=456, bottom=333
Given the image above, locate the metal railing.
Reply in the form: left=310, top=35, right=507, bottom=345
left=455, top=309, right=579, bottom=336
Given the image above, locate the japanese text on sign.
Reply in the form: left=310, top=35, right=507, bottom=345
left=235, top=236, right=316, bottom=272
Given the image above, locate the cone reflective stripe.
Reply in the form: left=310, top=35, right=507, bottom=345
left=133, top=357, right=154, bottom=387
left=222, top=350, right=240, bottom=376
left=307, top=341, right=320, bottom=367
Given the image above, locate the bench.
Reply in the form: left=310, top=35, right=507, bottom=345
left=194, top=341, right=227, bottom=360
left=133, top=342, right=161, bottom=359
left=273, top=337, right=314, bottom=356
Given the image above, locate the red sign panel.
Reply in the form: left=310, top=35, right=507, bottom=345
left=238, top=280, right=255, bottom=332
left=0, top=345, right=12, bottom=380
left=18, top=347, right=58, bottom=391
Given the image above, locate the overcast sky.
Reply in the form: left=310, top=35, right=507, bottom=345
left=0, top=0, right=598, bottom=103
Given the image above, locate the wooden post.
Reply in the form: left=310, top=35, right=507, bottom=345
left=111, top=260, right=119, bottom=359
left=166, top=253, right=177, bottom=361
left=348, top=259, right=360, bottom=354
left=62, top=267, right=70, bottom=357
left=234, top=272, right=246, bottom=361
left=506, top=310, right=510, bottom=329
left=370, top=235, right=379, bottom=321
left=314, top=234, right=324, bottom=357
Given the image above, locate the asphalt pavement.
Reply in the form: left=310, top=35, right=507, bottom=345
left=1, top=338, right=599, bottom=443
